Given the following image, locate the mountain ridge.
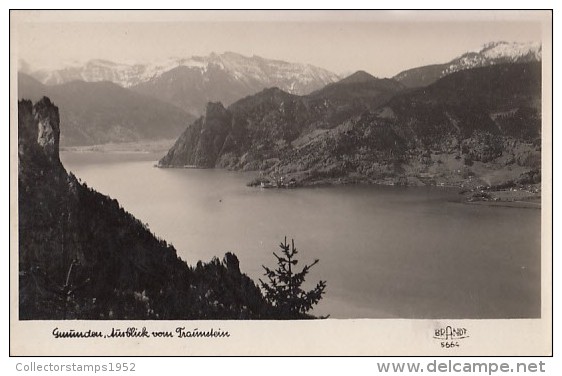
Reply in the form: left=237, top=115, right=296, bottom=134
left=393, top=41, right=541, bottom=88
left=158, top=71, right=407, bottom=168
left=159, top=62, right=541, bottom=197
left=24, top=52, right=340, bottom=116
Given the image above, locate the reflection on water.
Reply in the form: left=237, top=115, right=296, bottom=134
left=61, top=151, right=541, bottom=319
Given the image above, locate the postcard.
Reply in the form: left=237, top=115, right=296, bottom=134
left=9, top=9, right=552, bottom=356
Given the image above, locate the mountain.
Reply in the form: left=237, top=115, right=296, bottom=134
left=131, top=52, right=340, bottom=115
left=30, top=59, right=162, bottom=87
left=158, top=72, right=406, bottom=168
left=26, top=52, right=340, bottom=116
left=394, top=41, right=541, bottom=88
left=18, top=73, right=194, bottom=146
left=305, top=71, right=406, bottom=127
left=160, top=63, right=541, bottom=192
left=386, top=62, right=541, bottom=142
left=18, top=97, right=273, bottom=319
left=336, top=70, right=380, bottom=84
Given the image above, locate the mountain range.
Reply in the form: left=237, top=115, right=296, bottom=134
left=159, top=62, right=541, bottom=191
left=24, top=42, right=540, bottom=94
left=23, top=52, right=340, bottom=116
left=18, top=42, right=541, bottom=147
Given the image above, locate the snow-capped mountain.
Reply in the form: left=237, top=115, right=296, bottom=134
left=131, top=52, right=341, bottom=115
left=177, top=52, right=339, bottom=94
left=394, top=41, right=542, bottom=88
left=30, top=59, right=148, bottom=87
left=27, top=52, right=339, bottom=94
left=26, top=52, right=339, bottom=116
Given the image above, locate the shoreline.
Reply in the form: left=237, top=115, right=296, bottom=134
left=157, top=161, right=543, bottom=209
left=69, top=151, right=542, bottom=209
left=465, top=199, right=541, bottom=209
left=60, top=139, right=176, bottom=154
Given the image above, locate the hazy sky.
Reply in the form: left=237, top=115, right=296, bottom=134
left=12, top=10, right=546, bottom=77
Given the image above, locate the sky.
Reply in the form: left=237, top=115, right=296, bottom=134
left=12, top=10, right=546, bottom=78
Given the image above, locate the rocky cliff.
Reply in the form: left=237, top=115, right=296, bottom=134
left=159, top=73, right=406, bottom=169
left=18, top=97, right=272, bottom=319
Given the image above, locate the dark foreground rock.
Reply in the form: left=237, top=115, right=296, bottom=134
left=18, top=97, right=274, bottom=320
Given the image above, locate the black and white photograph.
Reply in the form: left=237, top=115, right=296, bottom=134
left=9, top=9, right=552, bottom=356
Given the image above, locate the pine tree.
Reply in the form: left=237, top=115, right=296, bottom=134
left=260, top=237, right=327, bottom=319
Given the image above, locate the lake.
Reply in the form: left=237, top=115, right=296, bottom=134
left=61, top=151, right=541, bottom=319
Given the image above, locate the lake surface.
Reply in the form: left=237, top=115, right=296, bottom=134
left=61, top=151, right=541, bottom=319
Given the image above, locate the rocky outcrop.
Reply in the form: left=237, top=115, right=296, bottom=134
left=159, top=74, right=407, bottom=170
left=194, top=102, right=232, bottom=166
left=18, top=73, right=194, bottom=146
left=18, top=97, right=272, bottom=320
left=159, top=102, right=231, bottom=167
left=33, top=97, right=60, bottom=163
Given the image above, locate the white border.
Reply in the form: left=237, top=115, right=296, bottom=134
left=1, top=1, right=560, bottom=370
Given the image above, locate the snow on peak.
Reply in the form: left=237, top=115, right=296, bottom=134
left=480, top=41, right=541, bottom=60
left=27, top=52, right=340, bottom=92
left=442, top=40, right=541, bottom=76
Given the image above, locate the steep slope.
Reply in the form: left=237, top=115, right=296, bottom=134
left=160, top=63, right=541, bottom=191
left=394, top=41, right=541, bottom=88
left=131, top=64, right=257, bottom=117
left=159, top=88, right=310, bottom=169
left=27, top=52, right=340, bottom=116
left=387, top=62, right=541, bottom=144
left=18, top=73, right=194, bottom=146
left=18, top=97, right=272, bottom=320
left=159, top=72, right=406, bottom=169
